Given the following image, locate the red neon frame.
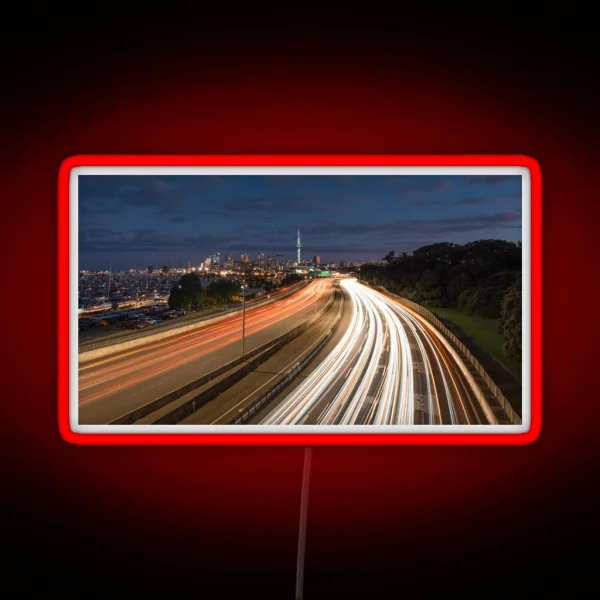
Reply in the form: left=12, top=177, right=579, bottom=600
left=58, top=154, right=542, bottom=445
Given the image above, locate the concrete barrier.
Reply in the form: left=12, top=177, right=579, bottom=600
left=109, top=287, right=338, bottom=425
left=78, top=281, right=308, bottom=364
left=232, top=287, right=345, bottom=425
left=368, top=284, right=521, bottom=425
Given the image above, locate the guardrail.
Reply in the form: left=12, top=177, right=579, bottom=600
left=109, top=285, right=337, bottom=425
left=78, top=281, right=308, bottom=360
left=232, top=285, right=344, bottom=425
left=369, top=284, right=521, bottom=425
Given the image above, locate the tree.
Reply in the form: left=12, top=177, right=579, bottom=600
left=168, top=273, right=203, bottom=313
left=361, top=239, right=521, bottom=309
left=498, top=275, right=522, bottom=361
left=457, top=270, right=518, bottom=318
left=206, top=279, right=241, bottom=304
left=111, top=300, right=119, bottom=311
left=283, top=273, right=304, bottom=285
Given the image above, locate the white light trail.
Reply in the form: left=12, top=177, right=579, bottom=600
left=261, top=279, right=489, bottom=426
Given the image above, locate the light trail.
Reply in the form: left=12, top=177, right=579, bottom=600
left=261, top=279, right=491, bottom=425
left=78, top=280, right=332, bottom=405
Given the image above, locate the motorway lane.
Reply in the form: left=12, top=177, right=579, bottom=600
left=260, top=279, right=490, bottom=425
left=248, top=283, right=354, bottom=425
left=78, top=280, right=332, bottom=424
left=78, top=283, right=302, bottom=344
left=179, top=287, right=343, bottom=425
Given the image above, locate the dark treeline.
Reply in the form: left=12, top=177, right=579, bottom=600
left=168, top=273, right=241, bottom=313
left=360, top=240, right=522, bottom=361
left=167, top=271, right=306, bottom=315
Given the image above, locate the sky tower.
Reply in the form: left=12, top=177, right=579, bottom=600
left=297, top=229, right=301, bottom=264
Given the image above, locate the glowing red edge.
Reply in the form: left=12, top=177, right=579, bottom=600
left=58, top=155, right=542, bottom=445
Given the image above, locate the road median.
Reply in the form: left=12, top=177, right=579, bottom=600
left=229, top=288, right=345, bottom=425
left=109, top=286, right=337, bottom=425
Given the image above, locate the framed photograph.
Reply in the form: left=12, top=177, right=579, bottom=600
left=58, top=154, right=541, bottom=445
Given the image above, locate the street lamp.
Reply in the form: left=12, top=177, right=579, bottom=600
left=241, top=261, right=248, bottom=360
left=241, top=283, right=246, bottom=360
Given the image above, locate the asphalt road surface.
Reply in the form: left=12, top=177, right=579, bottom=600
left=78, top=280, right=332, bottom=424
left=178, top=287, right=343, bottom=425
left=259, top=279, right=493, bottom=425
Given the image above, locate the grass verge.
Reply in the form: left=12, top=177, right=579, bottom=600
left=429, top=307, right=522, bottom=382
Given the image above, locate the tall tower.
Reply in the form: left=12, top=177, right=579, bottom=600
left=297, top=229, right=301, bottom=264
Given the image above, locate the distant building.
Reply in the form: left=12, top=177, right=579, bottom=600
left=203, top=258, right=211, bottom=270
left=211, top=252, right=220, bottom=265
left=224, top=254, right=233, bottom=268
left=241, top=254, right=250, bottom=263
left=313, top=256, right=320, bottom=265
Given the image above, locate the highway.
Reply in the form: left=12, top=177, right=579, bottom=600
left=177, top=285, right=343, bottom=425
left=259, top=279, right=493, bottom=425
left=78, top=280, right=332, bottom=424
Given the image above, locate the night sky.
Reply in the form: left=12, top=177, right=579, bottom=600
left=78, top=175, right=522, bottom=270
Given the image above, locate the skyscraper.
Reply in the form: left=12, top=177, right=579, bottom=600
left=297, top=230, right=301, bottom=264
left=313, top=256, right=320, bottom=265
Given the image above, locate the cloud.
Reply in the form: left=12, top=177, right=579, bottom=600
left=118, top=179, right=189, bottom=215
left=204, top=190, right=356, bottom=216
left=298, top=211, right=521, bottom=240
left=383, top=177, right=455, bottom=195
left=79, top=227, right=238, bottom=254
left=455, top=196, right=487, bottom=205
left=466, top=175, right=518, bottom=185
left=80, top=226, right=126, bottom=241
left=79, top=175, right=231, bottom=218
left=211, top=212, right=522, bottom=257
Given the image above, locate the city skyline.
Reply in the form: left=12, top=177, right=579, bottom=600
left=79, top=175, right=522, bottom=270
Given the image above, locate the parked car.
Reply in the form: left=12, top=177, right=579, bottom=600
left=121, top=320, right=150, bottom=330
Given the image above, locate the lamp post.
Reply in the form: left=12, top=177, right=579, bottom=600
left=241, top=261, right=248, bottom=360
left=241, top=283, right=246, bottom=360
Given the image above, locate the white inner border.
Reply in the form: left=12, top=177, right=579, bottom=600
left=70, top=165, right=530, bottom=434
